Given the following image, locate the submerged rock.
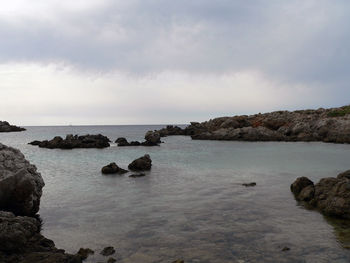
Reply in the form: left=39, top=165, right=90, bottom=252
left=101, top=163, right=128, bottom=175
left=29, top=134, right=110, bottom=149
left=100, top=246, right=115, bottom=256
left=0, top=143, right=45, bottom=216
left=77, top=248, right=94, bottom=260
left=0, top=121, right=26, bottom=132
left=242, top=182, right=257, bottom=187
left=128, top=154, right=152, bottom=171
left=291, top=170, right=350, bottom=218
left=129, top=173, right=146, bottom=178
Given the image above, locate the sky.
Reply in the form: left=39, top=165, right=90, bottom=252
left=0, top=0, right=349, bottom=125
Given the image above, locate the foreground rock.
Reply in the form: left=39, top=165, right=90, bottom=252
left=0, top=121, right=26, bottom=132
left=0, top=143, right=45, bottom=216
left=128, top=154, right=152, bottom=171
left=101, top=163, right=128, bottom=174
left=100, top=246, right=115, bottom=256
left=291, top=170, right=350, bottom=218
left=154, top=105, right=350, bottom=144
left=29, top=134, right=110, bottom=149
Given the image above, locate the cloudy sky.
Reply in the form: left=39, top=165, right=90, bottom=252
left=0, top=0, right=349, bottom=125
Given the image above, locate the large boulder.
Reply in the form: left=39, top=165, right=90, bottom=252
left=0, top=144, right=44, bottom=216
left=144, top=131, right=161, bottom=145
left=0, top=121, right=26, bottom=132
left=291, top=170, right=350, bottom=218
left=128, top=154, right=152, bottom=171
left=101, top=163, right=128, bottom=174
left=29, top=134, right=110, bottom=149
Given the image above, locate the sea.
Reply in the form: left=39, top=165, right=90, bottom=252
left=1, top=125, right=350, bottom=263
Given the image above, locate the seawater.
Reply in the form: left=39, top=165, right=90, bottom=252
left=1, top=125, right=350, bottom=263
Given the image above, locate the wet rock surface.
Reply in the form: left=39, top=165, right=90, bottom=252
left=154, top=106, right=350, bottom=143
left=101, top=163, right=128, bottom=175
left=29, top=134, right=111, bottom=149
left=291, top=170, right=350, bottom=218
left=115, top=131, right=161, bottom=147
left=129, top=173, right=146, bottom=178
left=128, top=154, right=152, bottom=171
left=0, top=121, right=26, bottom=132
left=0, top=143, right=45, bottom=216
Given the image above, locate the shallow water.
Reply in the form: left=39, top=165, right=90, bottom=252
left=1, top=125, right=350, bottom=263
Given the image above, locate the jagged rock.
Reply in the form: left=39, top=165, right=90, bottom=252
left=0, top=143, right=45, bottom=216
left=0, top=121, right=26, bottom=132
left=29, top=134, right=110, bottom=149
left=152, top=105, right=350, bottom=144
left=101, top=163, right=128, bottom=175
left=100, top=246, right=115, bottom=256
left=128, top=155, right=152, bottom=171
left=291, top=170, right=350, bottom=218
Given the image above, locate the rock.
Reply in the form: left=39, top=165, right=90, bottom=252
left=291, top=171, right=350, bottom=218
left=172, top=260, right=185, bottom=263
left=130, top=141, right=141, bottom=146
left=129, top=173, right=146, bottom=178
left=0, top=211, right=82, bottom=263
left=107, top=257, right=117, bottom=263
left=128, top=154, right=152, bottom=171
left=100, top=246, right=115, bottom=256
left=115, top=137, right=130, bottom=146
left=242, top=182, right=256, bottom=187
left=151, top=105, right=350, bottom=144
left=281, top=247, right=290, bottom=252
left=144, top=131, right=161, bottom=145
left=0, top=121, right=26, bottom=132
left=101, top=163, right=128, bottom=175
left=77, top=248, right=94, bottom=260
left=0, top=143, right=45, bottom=216
left=29, top=134, right=110, bottom=149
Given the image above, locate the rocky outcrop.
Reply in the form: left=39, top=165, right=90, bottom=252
left=101, top=163, right=128, bottom=175
left=291, top=170, right=350, bottom=218
left=29, top=134, right=110, bottom=149
left=115, top=131, right=161, bottom=147
left=128, top=154, right=152, bottom=171
left=0, top=143, right=44, bottom=216
left=154, top=106, right=350, bottom=144
left=0, top=121, right=25, bottom=132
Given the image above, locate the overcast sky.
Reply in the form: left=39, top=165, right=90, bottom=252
left=0, top=0, right=349, bottom=125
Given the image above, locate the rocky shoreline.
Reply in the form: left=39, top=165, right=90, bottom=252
left=0, top=121, right=26, bottom=132
left=155, top=105, right=350, bottom=144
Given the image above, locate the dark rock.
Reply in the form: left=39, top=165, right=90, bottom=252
left=129, top=173, right=146, bottom=178
left=151, top=105, right=350, bottom=144
left=77, top=248, right=94, bottom=260
left=128, top=154, right=152, bottom=171
left=0, top=143, right=45, bottom=216
left=30, top=134, right=110, bottom=149
left=291, top=171, right=350, bottom=218
left=115, top=137, right=130, bottom=146
left=144, top=130, right=161, bottom=145
left=100, top=246, right=115, bottom=256
left=101, top=163, right=128, bottom=175
left=0, top=121, right=26, bottom=132
left=172, top=260, right=185, bottom=263
left=242, top=182, right=256, bottom=187
left=129, top=141, right=141, bottom=146
left=107, top=257, right=117, bottom=263
left=281, top=247, right=290, bottom=252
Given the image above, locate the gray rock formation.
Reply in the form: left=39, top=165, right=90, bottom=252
left=0, top=143, right=44, bottom=216
left=291, top=170, right=350, bottom=218
left=115, top=131, right=161, bottom=147
left=128, top=154, right=152, bottom=171
left=29, top=134, right=110, bottom=149
left=0, top=121, right=26, bottom=132
left=153, top=105, right=350, bottom=144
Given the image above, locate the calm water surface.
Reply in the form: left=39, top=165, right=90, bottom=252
left=1, top=125, right=350, bottom=263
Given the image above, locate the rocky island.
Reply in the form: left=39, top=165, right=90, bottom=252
left=29, top=134, right=111, bottom=149
left=0, top=121, right=26, bottom=132
left=155, top=105, right=350, bottom=144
